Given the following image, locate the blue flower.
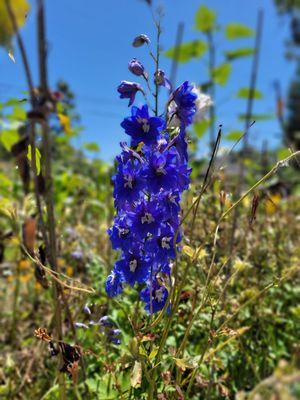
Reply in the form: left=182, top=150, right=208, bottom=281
left=118, top=81, right=144, bottom=106
left=121, top=105, right=165, bottom=146
left=127, top=198, right=163, bottom=237
left=99, top=317, right=122, bottom=345
left=168, top=81, right=197, bottom=127
left=99, top=316, right=114, bottom=327
left=105, top=270, right=124, bottom=297
left=108, top=213, right=135, bottom=250
left=113, top=159, right=145, bottom=209
left=146, top=225, right=176, bottom=262
left=143, top=149, right=178, bottom=193
left=161, top=191, right=181, bottom=218
left=108, top=331, right=121, bottom=345
left=176, top=162, right=192, bottom=192
left=140, top=279, right=169, bottom=314
left=115, top=246, right=151, bottom=286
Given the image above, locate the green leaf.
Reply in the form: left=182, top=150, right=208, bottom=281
left=195, top=5, right=216, bottom=32
left=225, top=47, right=255, bottom=60
left=276, top=148, right=291, bottom=160
left=56, top=101, right=64, bottom=114
left=226, top=130, right=243, bottom=141
left=4, top=98, right=27, bottom=107
left=0, top=172, right=12, bottom=190
left=165, top=40, right=207, bottom=63
left=238, top=113, right=274, bottom=121
left=212, top=63, right=232, bottom=85
left=149, top=346, right=158, bottom=361
left=0, top=130, right=19, bottom=151
left=83, top=142, right=100, bottom=152
left=225, top=23, right=254, bottom=40
left=194, top=119, right=211, bottom=138
left=0, top=0, right=30, bottom=47
left=8, top=106, right=26, bottom=121
left=236, top=87, right=263, bottom=100
left=27, top=144, right=41, bottom=175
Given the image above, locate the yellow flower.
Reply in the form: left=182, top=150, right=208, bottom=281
left=66, top=266, right=74, bottom=277
left=266, top=193, right=281, bottom=215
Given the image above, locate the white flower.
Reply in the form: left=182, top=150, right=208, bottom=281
left=192, top=86, right=213, bottom=123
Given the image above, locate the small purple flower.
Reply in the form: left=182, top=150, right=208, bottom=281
left=129, top=58, right=147, bottom=78
left=83, top=304, right=91, bottom=315
left=117, top=81, right=144, bottom=106
left=110, top=337, right=121, bottom=345
left=99, top=318, right=122, bottom=345
left=154, top=69, right=171, bottom=90
left=132, top=34, right=150, bottom=47
left=74, top=322, right=89, bottom=329
left=99, top=316, right=114, bottom=327
left=71, top=249, right=84, bottom=260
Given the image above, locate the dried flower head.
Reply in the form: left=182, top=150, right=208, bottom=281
left=34, top=327, right=52, bottom=342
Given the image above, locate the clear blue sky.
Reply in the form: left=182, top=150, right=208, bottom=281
left=0, top=0, right=295, bottom=161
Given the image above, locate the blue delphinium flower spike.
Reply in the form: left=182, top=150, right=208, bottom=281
left=106, top=75, right=201, bottom=313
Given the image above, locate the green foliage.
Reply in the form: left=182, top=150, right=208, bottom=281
left=225, top=23, right=254, bottom=40
left=0, top=0, right=30, bottom=47
left=238, top=112, right=274, bottom=121
left=83, top=141, right=100, bottom=152
left=165, top=40, right=207, bottom=63
left=0, top=130, right=19, bottom=151
left=225, top=47, right=255, bottom=60
left=237, top=87, right=263, bottom=99
left=194, top=5, right=216, bottom=32
left=226, top=130, right=243, bottom=141
left=276, top=147, right=291, bottom=159
left=212, top=63, right=232, bottom=85
left=193, top=119, right=211, bottom=138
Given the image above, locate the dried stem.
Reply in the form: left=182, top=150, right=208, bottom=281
left=37, top=0, right=66, bottom=397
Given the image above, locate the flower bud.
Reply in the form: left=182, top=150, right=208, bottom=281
left=128, top=58, right=145, bottom=77
left=132, top=34, right=150, bottom=47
